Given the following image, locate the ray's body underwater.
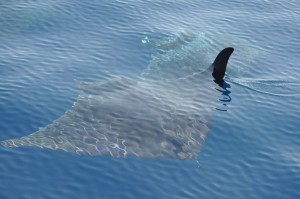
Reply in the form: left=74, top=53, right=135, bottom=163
left=1, top=48, right=234, bottom=159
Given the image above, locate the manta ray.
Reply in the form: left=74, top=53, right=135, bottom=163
left=1, top=47, right=234, bottom=159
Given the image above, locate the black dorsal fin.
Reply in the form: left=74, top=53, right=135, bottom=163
left=212, top=47, right=234, bottom=86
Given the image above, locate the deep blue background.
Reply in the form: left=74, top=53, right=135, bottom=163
left=1, top=0, right=300, bottom=198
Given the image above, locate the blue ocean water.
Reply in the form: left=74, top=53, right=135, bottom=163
left=1, top=0, right=300, bottom=198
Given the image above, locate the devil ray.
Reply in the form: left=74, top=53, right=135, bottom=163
left=1, top=48, right=234, bottom=159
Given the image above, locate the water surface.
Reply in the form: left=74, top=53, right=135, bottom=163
left=1, top=0, right=300, bottom=198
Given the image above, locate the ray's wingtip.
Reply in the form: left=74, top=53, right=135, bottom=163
left=1, top=140, right=10, bottom=147
left=226, top=47, right=234, bottom=51
left=228, top=47, right=234, bottom=53
left=220, top=47, right=234, bottom=55
left=1, top=139, right=18, bottom=148
left=211, top=47, right=235, bottom=87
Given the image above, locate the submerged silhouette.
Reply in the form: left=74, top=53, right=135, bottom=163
left=1, top=48, right=234, bottom=159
